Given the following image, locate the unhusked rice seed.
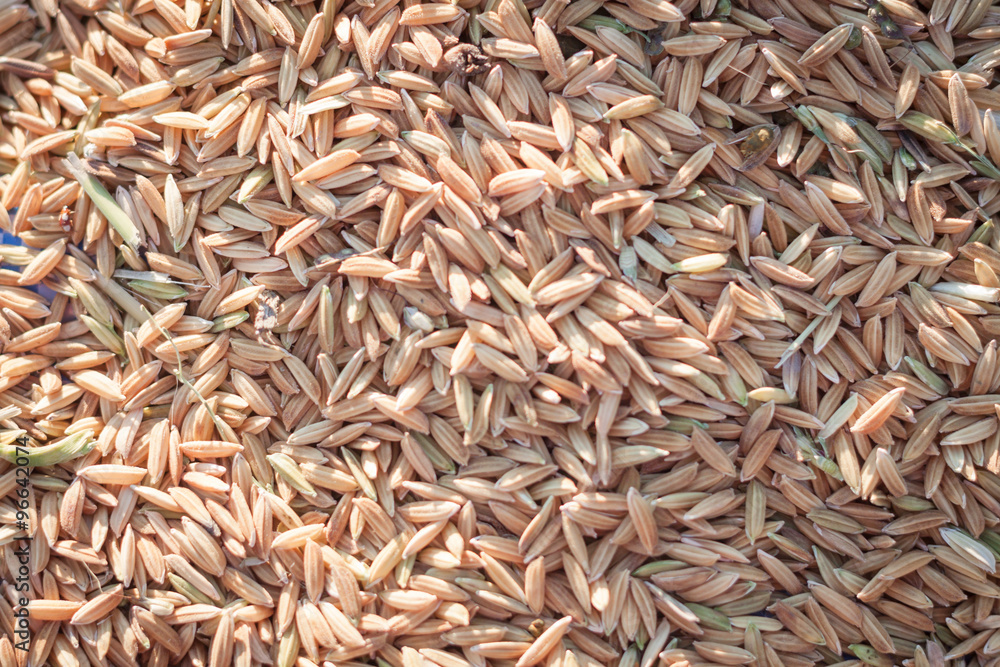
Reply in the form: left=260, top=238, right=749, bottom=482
left=2, top=0, right=1000, bottom=666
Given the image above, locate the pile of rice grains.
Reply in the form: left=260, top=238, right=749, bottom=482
left=5, top=0, right=1000, bottom=665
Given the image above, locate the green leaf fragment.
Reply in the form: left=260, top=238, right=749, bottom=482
left=64, top=152, right=142, bottom=251
left=0, top=430, right=95, bottom=467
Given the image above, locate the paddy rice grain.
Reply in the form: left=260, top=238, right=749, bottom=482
left=3, top=0, right=1000, bottom=666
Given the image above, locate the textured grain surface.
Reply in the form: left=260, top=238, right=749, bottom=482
left=3, top=0, right=1000, bottom=666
